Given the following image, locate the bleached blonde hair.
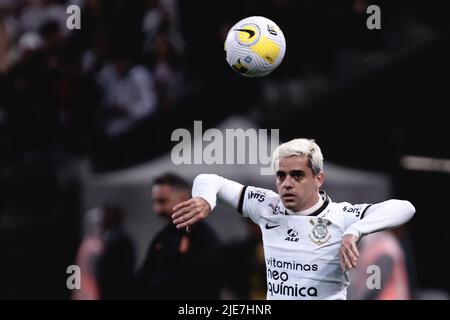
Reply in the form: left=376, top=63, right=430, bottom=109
left=271, top=138, right=324, bottom=175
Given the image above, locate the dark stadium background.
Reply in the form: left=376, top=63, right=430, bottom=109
left=0, top=0, right=449, bottom=299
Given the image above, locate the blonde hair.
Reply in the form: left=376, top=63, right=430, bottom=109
left=271, top=138, right=324, bottom=175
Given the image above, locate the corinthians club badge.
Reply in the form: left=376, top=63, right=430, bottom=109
left=309, top=218, right=331, bottom=245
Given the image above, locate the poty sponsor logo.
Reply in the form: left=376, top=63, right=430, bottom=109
left=171, top=121, right=279, bottom=175
left=342, top=205, right=362, bottom=217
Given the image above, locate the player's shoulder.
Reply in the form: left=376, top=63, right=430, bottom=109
left=238, top=185, right=281, bottom=218
left=244, top=185, right=280, bottom=204
left=245, top=186, right=280, bottom=202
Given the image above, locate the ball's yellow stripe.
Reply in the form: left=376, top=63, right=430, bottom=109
left=251, top=36, right=280, bottom=64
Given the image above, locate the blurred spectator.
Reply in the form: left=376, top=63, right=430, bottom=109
left=72, top=206, right=104, bottom=300
left=93, top=44, right=158, bottom=171
left=58, top=52, right=100, bottom=156
left=96, top=205, right=136, bottom=300
left=18, top=0, right=66, bottom=32
left=73, top=204, right=135, bottom=300
left=142, top=0, right=184, bottom=57
left=97, top=47, right=156, bottom=138
left=0, top=19, right=11, bottom=72
left=141, top=0, right=185, bottom=111
left=347, top=230, right=412, bottom=300
left=151, top=32, right=184, bottom=111
left=81, top=26, right=112, bottom=75
left=135, top=173, right=223, bottom=299
left=2, top=26, right=62, bottom=160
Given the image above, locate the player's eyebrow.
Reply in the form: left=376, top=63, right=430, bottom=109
left=276, top=170, right=306, bottom=177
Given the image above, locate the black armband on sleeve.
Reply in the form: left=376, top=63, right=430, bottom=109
left=360, top=204, right=373, bottom=219
left=237, top=186, right=248, bottom=215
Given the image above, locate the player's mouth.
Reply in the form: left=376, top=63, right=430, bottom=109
left=282, top=193, right=296, bottom=200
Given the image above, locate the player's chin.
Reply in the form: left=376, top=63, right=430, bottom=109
left=282, top=199, right=298, bottom=209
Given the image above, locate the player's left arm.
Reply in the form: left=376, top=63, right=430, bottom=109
left=339, top=200, right=415, bottom=271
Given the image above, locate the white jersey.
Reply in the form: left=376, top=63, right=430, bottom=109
left=238, top=186, right=372, bottom=300
left=192, top=174, right=415, bottom=300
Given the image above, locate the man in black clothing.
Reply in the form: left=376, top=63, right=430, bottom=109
left=136, top=173, right=223, bottom=299
left=97, top=205, right=135, bottom=300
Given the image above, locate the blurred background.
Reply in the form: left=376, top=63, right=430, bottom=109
left=0, top=0, right=449, bottom=299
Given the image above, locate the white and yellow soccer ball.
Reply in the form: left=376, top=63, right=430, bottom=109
left=224, top=16, right=286, bottom=77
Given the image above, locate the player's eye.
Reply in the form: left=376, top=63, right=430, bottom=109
left=291, top=171, right=304, bottom=180
left=276, top=171, right=286, bottom=180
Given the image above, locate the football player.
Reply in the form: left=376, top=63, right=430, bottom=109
left=172, top=139, right=415, bottom=299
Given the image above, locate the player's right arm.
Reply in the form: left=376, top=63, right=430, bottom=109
left=172, top=174, right=244, bottom=229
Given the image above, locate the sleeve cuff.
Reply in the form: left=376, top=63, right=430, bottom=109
left=343, top=228, right=361, bottom=240
left=195, top=194, right=217, bottom=212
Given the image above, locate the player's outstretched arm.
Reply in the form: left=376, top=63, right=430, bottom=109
left=344, top=200, right=415, bottom=239
left=339, top=200, right=415, bottom=271
left=172, top=174, right=244, bottom=229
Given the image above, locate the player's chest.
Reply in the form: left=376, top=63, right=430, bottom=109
left=259, top=213, right=345, bottom=249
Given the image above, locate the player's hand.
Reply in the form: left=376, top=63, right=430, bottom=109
left=172, top=197, right=211, bottom=229
left=339, top=234, right=359, bottom=271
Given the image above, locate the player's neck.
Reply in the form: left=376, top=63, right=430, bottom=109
left=291, top=193, right=323, bottom=216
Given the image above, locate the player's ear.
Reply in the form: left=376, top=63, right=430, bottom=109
left=316, top=172, right=324, bottom=189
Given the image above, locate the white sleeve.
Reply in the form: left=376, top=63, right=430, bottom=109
left=343, top=200, right=415, bottom=239
left=192, top=174, right=244, bottom=211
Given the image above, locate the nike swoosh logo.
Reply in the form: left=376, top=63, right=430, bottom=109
left=234, top=28, right=255, bottom=38
left=265, top=222, right=280, bottom=230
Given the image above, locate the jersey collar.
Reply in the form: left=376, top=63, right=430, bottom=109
left=284, top=190, right=331, bottom=216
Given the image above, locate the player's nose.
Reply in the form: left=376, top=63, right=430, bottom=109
left=282, top=176, right=293, bottom=188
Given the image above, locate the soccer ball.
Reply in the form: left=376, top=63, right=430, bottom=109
left=224, top=16, right=286, bottom=77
